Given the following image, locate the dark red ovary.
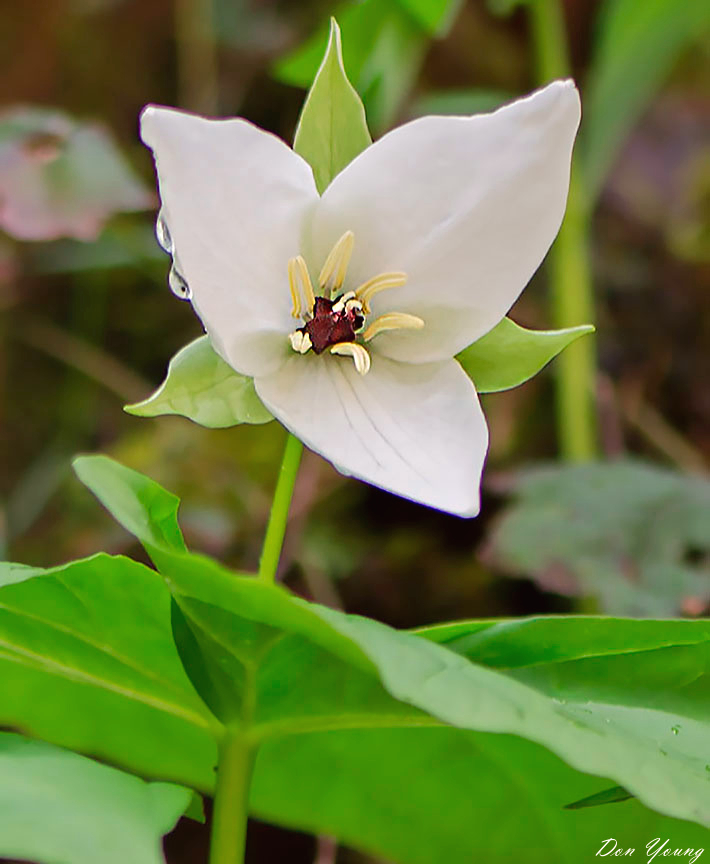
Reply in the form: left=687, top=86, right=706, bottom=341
left=302, top=296, right=363, bottom=354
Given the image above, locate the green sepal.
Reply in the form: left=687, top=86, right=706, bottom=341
left=124, top=335, right=273, bottom=428
left=293, top=18, right=372, bottom=194
left=456, top=317, right=595, bottom=393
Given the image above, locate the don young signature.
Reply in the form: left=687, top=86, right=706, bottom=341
left=596, top=839, right=704, bottom=864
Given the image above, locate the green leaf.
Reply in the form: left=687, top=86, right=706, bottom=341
left=73, top=453, right=187, bottom=552
left=584, top=0, right=710, bottom=201
left=565, top=785, right=634, bottom=810
left=0, top=553, right=217, bottom=790
left=488, top=460, right=710, bottom=616
left=183, top=791, right=205, bottom=823
left=293, top=18, right=372, bottom=194
left=124, top=336, right=273, bottom=428
left=392, top=0, right=464, bottom=34
left=456, top=317, right=595, bottom=393
left=170, top=597, right=283, bottom=725
left=254, top=732, right=707, bottom=864
left=0, top=732, right=191, bottom=864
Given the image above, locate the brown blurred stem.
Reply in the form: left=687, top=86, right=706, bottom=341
left=19, top=316, right=149, bottom=403
left=528, top=0, right=599, bottom=460
left=619, top=380, right=707, bottom=473
left=175, top=0, right=219, bottom=114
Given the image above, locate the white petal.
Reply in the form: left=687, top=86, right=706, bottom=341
left=140, top=106, right=318, bottom=376
left=309, top=80, right=581, bottom=363
left=255, top=354, right=488, bottom=516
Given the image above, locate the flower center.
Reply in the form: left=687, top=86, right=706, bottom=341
left=286, top=231, right=424, bottom=376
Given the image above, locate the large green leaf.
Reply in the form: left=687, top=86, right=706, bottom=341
left=124, top=336, right=273, bottom=428
left=253, top=730, right=708, bottom=864
left=487, top=461, right=710, bottom=615
left=456, top=317, right=595, bottom=393
left=584, top=0, right=710, bottom=200
left=0, top=732, right=191, bottom=864
left=0, top=552, right=217, bottom=790
left=293, top=18, right=371, bottom=194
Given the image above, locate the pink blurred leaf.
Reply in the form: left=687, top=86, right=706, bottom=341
left=0, top=106, right=153, bottom=242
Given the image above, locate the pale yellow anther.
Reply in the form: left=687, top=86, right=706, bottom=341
left=319, top=231, right=355, bottom=297
left=362, top=312, right=424, bottom=342
left=288, top=255, right=316, bottom=318
left=330, top=342, right=371, bottom=376
left=354, top=272, right=408, bottom=314
left=332, top=290, right=357, bottom=314
left=289, top=329, right=312, bottom=354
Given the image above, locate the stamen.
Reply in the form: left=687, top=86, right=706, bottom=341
left=362, top=312, right=424, bottom=342
left=288, top=255, right=316, bottom=318
left=330, top=342, right=371, bottom=376
left=319, top=231, right=355, bottom=297
left=354, top=272, right=407, bottom=314
left=344, top=297, right=363, bottom=314
left=332, top=290, right=357, bottom=314
left=289, top=330, right=312, bottom=354
left=287, top=259, right=301, bottom=318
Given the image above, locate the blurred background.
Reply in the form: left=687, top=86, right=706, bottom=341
left=1, top=0, right=708, bottom=860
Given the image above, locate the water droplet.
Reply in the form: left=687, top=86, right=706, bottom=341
left=168, top=264, right=191, bottom=300
left=660, top=749, right=667, bottom=756
left=156, top=211, right=173, bottom=254
left=705, top=764, right=710, bottom=774
left=671, top=725, right=680, bottom=735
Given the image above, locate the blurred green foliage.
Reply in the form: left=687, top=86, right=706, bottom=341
left=489, top=460, right=710, bottom=616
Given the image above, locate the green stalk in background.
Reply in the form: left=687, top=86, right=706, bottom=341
left=528, top=0, right=598, bottom=460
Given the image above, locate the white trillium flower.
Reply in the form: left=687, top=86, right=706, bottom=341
left=140, top=80, right=581, bottom=517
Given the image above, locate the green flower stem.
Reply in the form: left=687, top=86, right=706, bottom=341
left=209, top=731, right=255, bottom=864
left=528, top=0, right=598, bottom=460
left=258, top=433, right=304, bottom=583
